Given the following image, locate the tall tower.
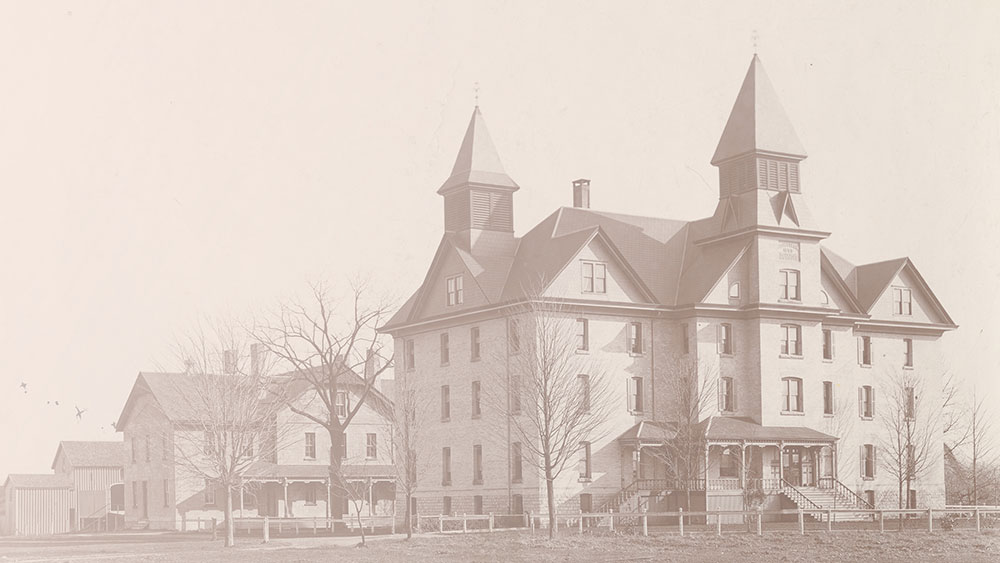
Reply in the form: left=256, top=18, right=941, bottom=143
left=438, top=107, right=519, bottom=255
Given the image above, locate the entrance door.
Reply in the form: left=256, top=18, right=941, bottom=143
left=782, top=448, right=802, bottom=486
left=802, top=453, right=815, bottom=486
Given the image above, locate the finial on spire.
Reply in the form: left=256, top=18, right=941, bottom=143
left=474, top=81, right=480, bottom=107
left=752, top=30, right=758, bottom=54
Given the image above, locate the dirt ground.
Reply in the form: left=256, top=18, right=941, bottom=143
left=1, top=529, right=999, bottom=562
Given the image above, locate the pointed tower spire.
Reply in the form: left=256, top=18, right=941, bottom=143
left=438, top=107, right=519, bottom=195
left=712, top=55, right=806, bottom=165
left=438, top=107, right=519, bottom=255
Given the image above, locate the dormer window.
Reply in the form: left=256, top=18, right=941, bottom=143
left=729, top=282, right=741, bottom=299
left=780, top=269, right=801, bottom=301
left=581, top=261, right=606, bottom=294
left=892, top=287, right=912, bottom=316
left=446, top=275, right=464, bottom=306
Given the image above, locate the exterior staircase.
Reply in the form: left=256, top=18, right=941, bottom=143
left=781, top=479, right=874, bottom=522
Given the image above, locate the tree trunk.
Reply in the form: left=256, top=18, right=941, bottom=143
left=355, top=502, right=367, bottom=546
left=329, top=427, right=344, bottom=520
left=545, top=465, right=556, bottom=540
left=404, top=491, right=412, bottom=539
left=225, top=486, right=235, bottom=547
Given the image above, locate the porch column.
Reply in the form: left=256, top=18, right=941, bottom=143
left=832, top=444, right=838, bottom=481
left=282, top=479, right=289, bottom=518
left=368, top=478, right=373, bottom=517
left=704, top=443, right=710, bottom=485
left=240, top=485, right=245, bottom=517
left=326, top=479, right=331, bottom=521
left=740, top=443, right=747, bottom=489
left=777, top=442, right=784, bottom=484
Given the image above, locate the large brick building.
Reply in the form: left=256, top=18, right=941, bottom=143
left=381, top=55, right=957, bottom=519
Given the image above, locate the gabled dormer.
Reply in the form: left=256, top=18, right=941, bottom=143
left=438, top=106, right=519, bottom=256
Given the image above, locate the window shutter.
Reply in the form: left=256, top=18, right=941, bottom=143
left=717, top=325, right=723, bottom=353
left=857, top=337, right=863, bottom=364
left=858, top=387, right=863, bottom=417
left=873, top=446, right=878, bottom=477
left=718, top=378, right=724, bottom=411
left=732, top=379, right=737, bottom=410
left=627, top=377, right=636, bottom=411
left=859, top=445, right=865, bottom=477
left=831, top=332, right=836, bottom=358
left=872, top=388, right=876, bottom=417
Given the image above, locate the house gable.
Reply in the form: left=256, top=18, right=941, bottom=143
left=541, top=230, right=656, bottom=303
left=867, top=261, right=954, bottom=325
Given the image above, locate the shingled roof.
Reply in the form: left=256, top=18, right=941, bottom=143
left=4, top=474, right=72, bottom=489
left=52, top=441, right=126, bottom=470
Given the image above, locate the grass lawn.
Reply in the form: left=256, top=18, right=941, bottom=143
left=2, top=529, right=999, bottom=562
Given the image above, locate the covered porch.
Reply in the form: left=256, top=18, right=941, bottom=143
left=241, top=463, right=396, bottom=521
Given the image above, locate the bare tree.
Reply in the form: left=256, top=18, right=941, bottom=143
left=387, top=373, right=425, bottom=539
left=487, top=299, right=615, bottom=539
left=647, top=357, right=716, bottom=523
left=168, top=323, right=291, bottom=547
left=878, top=368, right=941, bottom=510
left=251, top=281, right=393, bottom=545
left=962, top=387, right=996, bottom=506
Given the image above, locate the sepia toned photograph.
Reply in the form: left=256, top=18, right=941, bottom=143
left=1, top=2, right=999, bottom=561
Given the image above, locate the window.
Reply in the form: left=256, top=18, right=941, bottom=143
left=781, top=324, right=802, bottom=356
left=628, top=322, right=643, bottom=354
left=508, top=319, right=520, bottom=354
left=823, top=381, right=834, bottom=415
left=333, top=391, right=348, bottom=418
left=719, top=376, right=735, bottom=412
left=578, top=374, right=591, bottom=413
left=446, top=275, right=464, bottom=306
left=471, top=381, right=481, bottom=418
left=729, top=282, right=741, bottom=299
left=893, top=287, right=912, bottom=316
left=903, top=338, right=913, bottom=368
left=205, top=479, right=216, bottom=505
left=627, top=376, right=644, bottom=413
left=861, top=444, right=877, bottom=479
left=718, top=323, right=733, bottom=355
left=859, top=385, right=875, bottom=419
left=305, top=485, right=317, bottom=506
left=366, top=433, right=377, bottom=460
left=305, top=432, right=316, bottom=459
left=339, top=432, right=347, bottom=459
left=822, top=329, right=834, bottom=360
left=580, top=493, right=592, bottom=514
left=440, top=333, right=450, bottom=365
left=443, top=496, right=452, bottom=515
left=473, top=495, right=484, bottom=515
left=131, top=481, right=137, bottom=508
left=865, top=490, right=876, bottom=508
left=780, top=269, right=801, bottom=301
left=681, top=323, right=690, bottom=354
left=510, top=372, right=521, bottom=414
left=576, top=318, right=589, bottom=351
left=131, top=437, right=137, bottom=463
left=578, top=442, right=592, bottom=480
left=163, top=479, right=169, bottom=507
left=512, top=494, right=524, bottom=514
left=473, top=444, right=483, bottom=484
left=858, top=336, right=872, bottom=366
left=720, top=450, right=738, bottom=478
left=782, top=377, right=803, bottom=413
left=145, top=437, right=150, bottom=462
left=441, top=385, right=450, bottom=421
left=511, top=442, right=523, bottom=483
left=582, top=261, right=607, bottom=294
left=470, top=327, right=481, bottom=361
left=904, top=386, right=915, bottom=420
left=404, top=339, right=415, bottom=370
left=441, top=447, right=452, bottom=486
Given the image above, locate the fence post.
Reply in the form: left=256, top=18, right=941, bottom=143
left=757, top=507, right=762, bottom=536
left=927, top=509, right=933, bottom=533
left=263, top=516, right=269, bottom=543
left=439, top=513, right=444, bottom=533
left=609, top=509, right=614, bottom=532
left=798, top=508, right=804, bottom=535
left=879, top=511, right=884, bottom=533
left=642, top=508, right=648, bottom=537
left=489, top=513, right=494, bottom=533
left=463, top=513, right=467, bottom=534
left=826, top=510, right=832, bottom=533
left=976, top=508, right=981, bottom=533
left=716, top=510, right=722, bottom=536
left=530, top=511, right=535, bottom=534
left=579, top=510, right=584, bottom=535
left=679, top=507, right=684, bottom=536
left=211, top=518, right=217, bottom=541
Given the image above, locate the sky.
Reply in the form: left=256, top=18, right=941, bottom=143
left=1, top=1, right=998, bottom=478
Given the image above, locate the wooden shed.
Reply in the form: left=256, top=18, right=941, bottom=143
left=2, top=474, right=72, bottom=536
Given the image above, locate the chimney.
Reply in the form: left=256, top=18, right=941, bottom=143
left=572, top=179, right=590, bottom=208
left=364, top=349, right=377, bottom=378
left=250, top=344, right=262, bottom=377
left=223, top=349, right=237, bottom=375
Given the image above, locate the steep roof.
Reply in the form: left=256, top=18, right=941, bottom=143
left=4, top=474, right=72, bottom=489
left=438, top=107, right=519, bottom=194
left=852, top=257, right=909, bottom=312
left=712, top=55, right=807, bottom=165
left=52, top=441, right=126, bottom=470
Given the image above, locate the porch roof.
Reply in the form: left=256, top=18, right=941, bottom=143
left=702, top=416, right=836, bottom=444
left=617, top=420, right=675, bottom=446
left=245, top=462, right=397, bottom=481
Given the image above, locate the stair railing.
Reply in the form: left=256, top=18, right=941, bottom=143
left=832, top=478, right=873, bottom=509
left=780, top=478, right=822, bottom=511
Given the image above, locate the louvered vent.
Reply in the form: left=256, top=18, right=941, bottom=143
left=444, top=191, right=471, bottom=232
left=470, top=190, right=513, bottom=231
left=755, top=158, right=802, bottom=192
